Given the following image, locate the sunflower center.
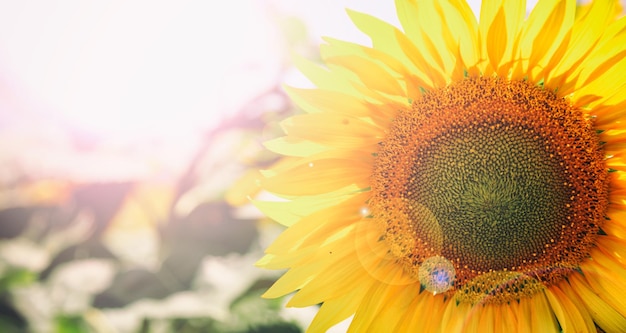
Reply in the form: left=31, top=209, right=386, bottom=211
left=370, top=76, right=608, bottom=304
left=415, top=121, right=568, bottom=271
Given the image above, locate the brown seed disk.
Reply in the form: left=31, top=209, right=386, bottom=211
left=370, top=76, right=608, bottom=302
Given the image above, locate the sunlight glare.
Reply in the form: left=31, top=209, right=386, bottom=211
left=0, top=0, right=282, bottom=140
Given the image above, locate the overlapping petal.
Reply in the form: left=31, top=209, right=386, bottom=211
left=257, top=0, right=626, bottom=332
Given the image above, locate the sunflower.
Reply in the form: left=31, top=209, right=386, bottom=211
left=256, top=0, right=626, bottom=332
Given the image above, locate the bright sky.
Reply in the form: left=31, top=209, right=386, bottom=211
left=0, top=0, right=282, bottom=139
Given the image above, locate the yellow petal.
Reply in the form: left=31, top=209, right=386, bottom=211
left=441, top=301, right=473, bottom=332
left=322, top=37, right=409, bottom=79
left=253, top=184, right=363, bottom=227
left=438, top=0, right=480, bottom=73
left=485, top=6, right=508, bottom=74
left=347, top=282, right=405, bottom=332
left=225, top=169, right=262, bottom=206
left=561, top=16, right=626, bottom=96
left=256, top=247, right=319, bottom=270
left=288, top=245, right=366, bottom=306
left=547, top=0, right=616, bottom=89
left=346, top=9, right=429, bottom=85
left=597, top=235, right=626, bottom=265
left=290, top=54, right=358, bottom=96
left=307, top=282, right=370, bottom=332
left=284, top=86, right=370, bottom=116
left=595, top=82, right=626, bottom=108
left=545, top=282, right=595, bottom=333
left=515, top=299, right=533, bottom=332
left=395, top=0, right=455, bottom=73
left=263, top=136, right=327, bottom=157
left=516, top=0, right=575, bottom=82
left=462, top=304, right=483, bottom=332
left=569, top=273, right=626, bottom=332
left=264, top=192, right=367, bottom=254
left=592, top=99, right=626, bottom=129
left=529, top=292, right=560, bottom=332
left=361, top=284, right=418, bottom=332
left=580, top=250, right=626, bottom=318
left=285, top=77, right=400, bottom=128
left=476, top=304, right=496, bottom=333
left=323, top=54, right=406, bottom=97
left=576, top=19, right=626, bottom=84
left=281, top=113, right=383, bottom=149
left=414, top=294, right=448, bottom=332
left=262, top=261, right=323, bottom=299
left=394, top=28, right=447, bottom=88
left=573, top=53, right=626, bottom=106
left=479, top=0, right=526, bottom=75
left=395, top=0, right=443, bottom=70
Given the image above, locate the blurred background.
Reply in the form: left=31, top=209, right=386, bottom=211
left=3, top=0, right=613, bottom=332
left=0, top=1, right=398, bottom=332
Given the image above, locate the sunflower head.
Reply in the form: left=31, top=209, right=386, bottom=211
left=372, top=76, right=608, bottom=296
left=257, top=1, right=626, bottom=332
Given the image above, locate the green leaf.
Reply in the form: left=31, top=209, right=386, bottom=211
left=0, top=269, right=36, bottom=292
left=55, top=316, right=88, bottom=333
